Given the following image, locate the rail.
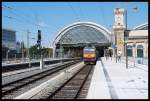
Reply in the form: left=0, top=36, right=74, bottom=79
left=2, top=58, right=82, bottom=73
left=2, top=60, right=81, bottom=99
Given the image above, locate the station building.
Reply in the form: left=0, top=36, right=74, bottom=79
left=53, top=8, right=148, bottom=59
left=113, top=8, right=148, bottom=59
left=127, top=23, right=148, bottom=58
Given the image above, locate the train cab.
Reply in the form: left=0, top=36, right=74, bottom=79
left=83, top=47, right=97, bottom=65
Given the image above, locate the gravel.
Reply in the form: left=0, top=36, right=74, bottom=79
left=2, top=61, right=79, bottom=99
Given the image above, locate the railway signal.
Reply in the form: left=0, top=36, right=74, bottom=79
left=38, top=30, right=41, bottom=41
left=37, top=30, right=41, bottom=47
left=36, top=30, right=42, bottom=59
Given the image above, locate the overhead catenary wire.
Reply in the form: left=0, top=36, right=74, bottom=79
left=3, top=14, right=56, bottom=48
left=27, top=3, right=60, bottom=31
left=97, top=3, right=109, bottom=30
left=3, top=4, right=59, bottom=50
left=97, top=3, right=105, bottom=25
left=3, top=5, right=41, bottom=25
left=3, top=15, right=37, bottom=44
left=3, top=5, right=58, bottom=31
left=3, top=14, right=56, bottom=35
left=77, top=3, right=87, bottom=21
left=67, top=2, right=81, bottom=22
left=3, top=5, right=37, bottom=26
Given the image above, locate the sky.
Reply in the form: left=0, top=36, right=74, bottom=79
left=2, top=2, right=148, bottom=48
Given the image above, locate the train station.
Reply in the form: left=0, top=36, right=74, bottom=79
left=53, top=22, right=112, bottom=58
left=2, top=2, right=148, bottom=99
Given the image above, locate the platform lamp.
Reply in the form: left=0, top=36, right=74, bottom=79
left=124, top=7, right=139, bottom=69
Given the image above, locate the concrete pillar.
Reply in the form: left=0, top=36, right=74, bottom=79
left=53, top=46, right=55, bottom=58
left=144, top=41, right=148, bottom=58
left=40, top=55, right=43, bottom=69
left=68, top=48, right=70, bottom=58
left=146, top=42, right=148, bottom=58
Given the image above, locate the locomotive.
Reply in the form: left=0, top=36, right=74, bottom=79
left=83, top=46, right=97, bottom=65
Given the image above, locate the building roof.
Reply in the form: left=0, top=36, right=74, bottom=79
left=53, top=22, right=111, bottom=46
left=2, top=28, right=16, bottom=32
left=133, top=23, right=148, bottom=30
left=129, top=30, right=148, bottom=37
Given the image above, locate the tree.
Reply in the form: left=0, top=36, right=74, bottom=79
left=29, top=45, right=53, bottom=59
left=29, top=45, right=39, bottom=59
left=41, top=47, right=53, bottom=58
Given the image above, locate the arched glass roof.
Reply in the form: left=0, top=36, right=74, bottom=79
left=53, top=22, right=111, bottom=46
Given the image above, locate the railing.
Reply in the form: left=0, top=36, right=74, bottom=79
left=122, top=56, right=148, bottom=65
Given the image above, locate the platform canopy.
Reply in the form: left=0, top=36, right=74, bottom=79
left=53, top=22, right=112, bottom=47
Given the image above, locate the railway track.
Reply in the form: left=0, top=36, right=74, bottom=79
left=46, top=65, right=94, bottom=99
left=2, top=58, right=81, bottom=73
left=2, top=60, right=80, bottom=98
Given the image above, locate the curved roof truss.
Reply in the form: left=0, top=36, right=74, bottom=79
left=53, top=22, right=111, bottom=46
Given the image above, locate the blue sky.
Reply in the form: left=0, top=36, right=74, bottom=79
left=2, top=2, right=148, bottom=48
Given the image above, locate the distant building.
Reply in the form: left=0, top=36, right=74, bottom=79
left=2, top=28, right=16, bottom=49
left=16, top=41, right=21, bottom=53
left=2, top=28, right=16, bottom=59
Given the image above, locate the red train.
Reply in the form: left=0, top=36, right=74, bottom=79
left=83, top=47, right=97, bottom=65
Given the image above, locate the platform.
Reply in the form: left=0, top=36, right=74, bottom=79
left=87, top=57, right=148, bottom=99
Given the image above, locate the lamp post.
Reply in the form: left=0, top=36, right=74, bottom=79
left=27, top=30, right=30, bottom=61
left=21, top=41, right=24, bottom=62
left=28, top=36, right=35, bottom=67
left=133, top=42, right=136, bottom=67
left=124, top=7, right=138, bottom=69
left=125, top=9, right=128, bottom=69
left=115, top=31, right=117, bottom=63
left=30, top=37, right=36, bottom=59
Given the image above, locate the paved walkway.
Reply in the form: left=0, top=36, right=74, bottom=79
left=87, top=57, right=148, bottom=99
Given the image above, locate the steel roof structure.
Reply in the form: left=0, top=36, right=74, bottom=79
left=53, top=22, right=111, bottom=47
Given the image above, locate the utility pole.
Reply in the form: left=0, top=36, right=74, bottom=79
left=125, top=9, right=128, bottom=69
left=133, top=42, right=136, bottom=67
left=37, top=30, right=43, bottom=69
left=27, top=30, right=31, bottom=67
left=49, top=48, right=51, bottom=58
left=115, top=31, right=117, bottom=63
left=37, top=30, right=41, bottom=58
left=124, top=7, right=139, bottom=69
left=27, top=30, right=30, bottom=60
left=21, top=41, right=24, bottom=62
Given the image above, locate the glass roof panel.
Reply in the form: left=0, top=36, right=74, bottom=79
left=58, top=25, right=109, bottom=44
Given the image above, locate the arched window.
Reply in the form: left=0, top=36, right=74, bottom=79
left=127, top=45, right=132, bottom=57
left=137, top=45, right=143, bottom=58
